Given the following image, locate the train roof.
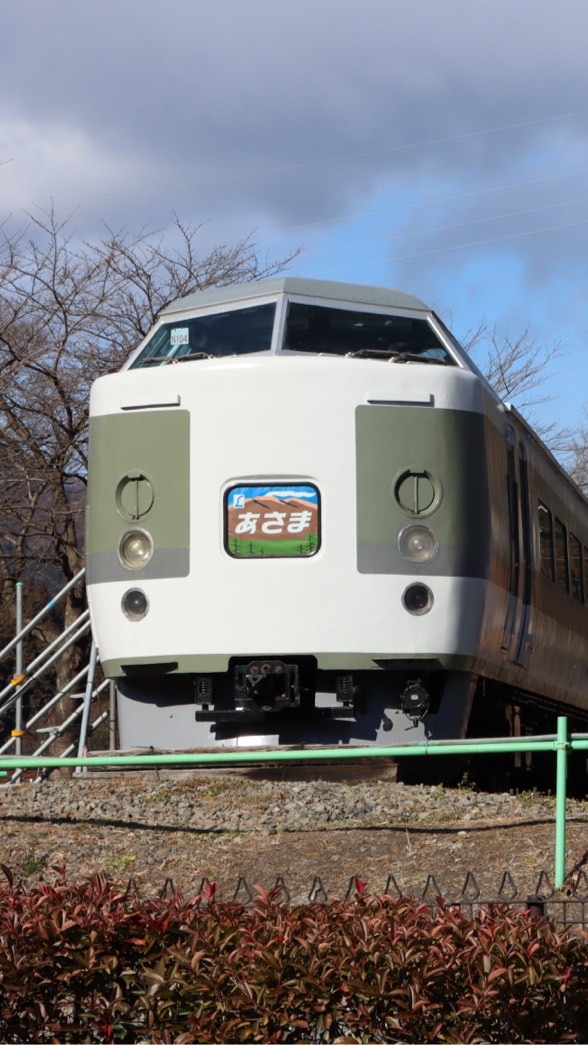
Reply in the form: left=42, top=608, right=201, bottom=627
left=161, top=277, right=430, bottom=317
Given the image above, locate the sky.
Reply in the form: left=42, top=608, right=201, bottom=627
left=1, top=0, right=587, bottom=442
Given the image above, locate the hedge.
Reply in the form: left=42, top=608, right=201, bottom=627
left=0, top=867, right=587, bottom=1042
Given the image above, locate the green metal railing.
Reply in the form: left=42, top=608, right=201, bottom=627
left=0, top=715, right=585, bottom=889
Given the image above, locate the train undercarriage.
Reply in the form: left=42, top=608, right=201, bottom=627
left=115, top=659, right=588, bottom=791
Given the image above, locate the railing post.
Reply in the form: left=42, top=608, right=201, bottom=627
left=14, top=581, right=23, bottom=758
left=76, top=642, right=98, bottom=772
left=555, top=716, right=569, bottom=889
left=109, top=679, right=117, bottom=750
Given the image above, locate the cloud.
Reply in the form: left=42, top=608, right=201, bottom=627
left=1, top=0, right=588, bottom=431
left=3, top=0, right=588, bottom=234
left=0, top=117, right=148, bottom=217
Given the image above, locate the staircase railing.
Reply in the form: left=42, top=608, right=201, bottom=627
left=0, top=569, right=110, bottom=780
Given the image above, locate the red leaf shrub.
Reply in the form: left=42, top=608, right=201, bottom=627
left=0, top=871, right=586, bottom=1042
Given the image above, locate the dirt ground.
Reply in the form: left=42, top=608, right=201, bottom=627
left=1, top=771, right=586, bottom=913
left=3, top=814, right=580, bottom=907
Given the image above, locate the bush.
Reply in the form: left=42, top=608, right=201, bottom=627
left=0, top=867, right=587, bottom=1042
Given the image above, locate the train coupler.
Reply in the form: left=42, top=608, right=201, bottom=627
left=234, top=659, right=300, bottom=713
left=194, top=660, right=358, bottom=723
left=195, top=660, right=301, bottom=723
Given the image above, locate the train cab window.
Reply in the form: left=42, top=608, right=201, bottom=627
left=554, top=517, right=569, bottom=593
left=538, top=502, right=555, bottom=581
left=282, top=302, right=456, bottom=364
left=569, top=533, right=584, bottom=603
left=129, top=303, right=276, bottom=367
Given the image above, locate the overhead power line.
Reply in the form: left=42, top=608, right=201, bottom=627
left=211, top=109, right=588, bottom=186
left=272, top=167, right=588, bottom=236
left=303, top=194, right=588, bottom=258
left=308, top=214, right=588, bottom=278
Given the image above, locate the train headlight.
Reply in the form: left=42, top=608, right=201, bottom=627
left=122, top=588, right=149, bottom=621
left=398, top=524, right=438, bottom=563
left=118, top=528, right=154, bottom=570
left=402, top=583, right=434, bottom=615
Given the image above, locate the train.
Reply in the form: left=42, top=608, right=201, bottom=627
left=85, top=276, right=588, bottom=755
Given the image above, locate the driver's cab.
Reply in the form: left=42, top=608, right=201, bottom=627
left=126, top=276, right=463, bottom=370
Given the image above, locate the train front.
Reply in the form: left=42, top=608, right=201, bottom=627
left=85, top=277, right=494, bottom=750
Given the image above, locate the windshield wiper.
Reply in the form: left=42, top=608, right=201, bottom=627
left=136, top=351, right=214, bottom=367
left=346, top=348, right=447, bottom=364
left=391, top=352, right=448, bottom=365
left=346, top=348, right=398, bottom=359
left=170, top=352, right=214, bottom=363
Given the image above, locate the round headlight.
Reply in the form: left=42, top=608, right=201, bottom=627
left=121, top=588, right=149, bottom=621
left=402, top=583, right=434, bottom=615
left=119, top=528, right=153, bottom=570
left=398, top=524, right=438, bottom=563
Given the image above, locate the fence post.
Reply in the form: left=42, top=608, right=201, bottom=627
left=555, top=716, right=569, bottom=889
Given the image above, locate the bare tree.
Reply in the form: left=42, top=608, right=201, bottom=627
left=463, top=321, right=564, bottom=434
left=566, top=417, right=588, bottom=495
left=463, top=323, right=588, bottom=495
left=0, top=206, right=298, bottom=739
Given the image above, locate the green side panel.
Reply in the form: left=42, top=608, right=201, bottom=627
left=86, top=410, right=190, bottom=583
left=356, top=405, right=491, bottom=576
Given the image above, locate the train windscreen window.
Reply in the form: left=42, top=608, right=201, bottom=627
left=283, top=302, right=455, bottom=363
left=570, top=534, right=584, bottom=602
left=130, top=303, right=276, bottom=367
left=538, top=502, right=555, bottom=581
left=554, top=518, right=569, bottom=592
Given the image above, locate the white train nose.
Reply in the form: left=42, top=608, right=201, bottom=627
left=86, top=277, right=588, bottom=755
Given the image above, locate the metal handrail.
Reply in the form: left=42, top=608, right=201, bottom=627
left=10, top=697, right=109, bottom=785
left=0, top=716, right=580, bottom=888
left=0, top=569, right=86, bottom=664
left=0, top=616, right=91, bottom=716
left=0, top=570, right=102, bottom=775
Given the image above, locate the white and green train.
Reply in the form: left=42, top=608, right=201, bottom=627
left=86, top=277, right=588, bottom=751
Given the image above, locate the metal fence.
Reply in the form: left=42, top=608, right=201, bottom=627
left=0, top=715, right=583, bottom=890
left=104, top=867, right=588, bottom=928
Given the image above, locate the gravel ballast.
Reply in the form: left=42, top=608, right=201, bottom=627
left=0, top=772, right=586, bottom=904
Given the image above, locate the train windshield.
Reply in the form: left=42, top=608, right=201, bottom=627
left=129, top=302, right=276, bottom=367
left=282, top=302, right=455, bottom=364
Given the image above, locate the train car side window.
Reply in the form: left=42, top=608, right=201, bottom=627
left=538, top=502, right=555, bottom=581
left=554, top=517, right=569, bottom=593
left=584, top=546, right=588, bottom=606
left=569, top=533, right=584, bottom=603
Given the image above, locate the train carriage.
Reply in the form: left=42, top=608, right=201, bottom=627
left=85, top=278, right=588, bottom=750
